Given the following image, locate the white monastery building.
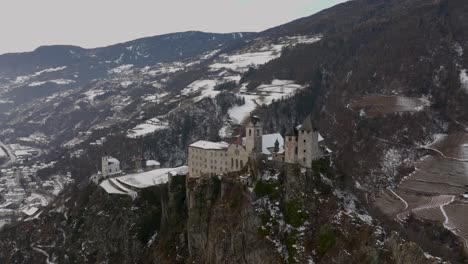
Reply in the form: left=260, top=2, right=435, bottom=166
left=101, top=156, right=121, bottom=178
left=90, top=155, right=122, bottom=184
left=188, top=115, right=322, bottom=178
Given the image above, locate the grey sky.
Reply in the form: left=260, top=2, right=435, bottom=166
left=0, top=0, right=346, bottom=55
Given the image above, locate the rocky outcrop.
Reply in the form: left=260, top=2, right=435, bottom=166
left=186, top=176, right=279, bottom=263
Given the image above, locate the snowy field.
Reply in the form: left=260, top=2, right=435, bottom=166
left=209, top=35, right=322, bottom=73
left=108, top=64, right=134, bottom=74
left=228, top=80, right=305, bottom=124
left=118, top=166, right=188, bottom=188
left=228, top=95, right=259, bottom=124
left=28, top=79, right=75, bottom=87
left=127, top=117, right=169, bottom=138
left=100, top=166, right=188, bottom=197
left=142, top=62, right=185, bottom=76
left=210, top=50, right=281, bottom=72
left=181, top=79, right=219, bottom=101
left=13, top=66, right=67, bottom=85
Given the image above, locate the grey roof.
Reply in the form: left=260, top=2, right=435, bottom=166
left=285, top=126, right=298, bottom=136
left=300, top=115, right=316, bottom=132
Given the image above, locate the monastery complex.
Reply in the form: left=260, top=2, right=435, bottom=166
left=188, top=115, right=323, bottom=178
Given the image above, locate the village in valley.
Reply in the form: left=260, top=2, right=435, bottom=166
left=95, top=114, right=326, bottom=198
left=0, top=157, right=74, bottom=229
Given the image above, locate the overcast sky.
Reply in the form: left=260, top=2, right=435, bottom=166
left=0, top=0, right=345, bottom=55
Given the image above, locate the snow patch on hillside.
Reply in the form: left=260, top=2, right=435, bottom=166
left=228, top=95, right=259, bottom=124
left=285, top=35, right=323, bottom=44
left=28, top=79, right=75, bottom=87
left=142, top=93, right=168, bottom=103
left=210, top=51, right=280, bottom=72
left=120, top=81, right=134, bottom=88
left=454, top=42, right=464, bottom=57
left=108, top=64, right=134, bottom=74
left=33, top=66, right=67, bottom=76
left=13, top=66, right=67, bottom=84
left=209, top=34, right=322, bottom=73
left=228, top=80, right=305, bottom=123
left=181, top=79, right=220, bottom=100
left=144, top=63, right=184, bottom=76
left=83, top=89, right=105, bottom=102
left=256, top=80, right=304, bottom=97
left=335, top=189, right=373, bottom=225
left=460, top=69, right=468, bottom=93
left=127, top=118, right=169, bottom=138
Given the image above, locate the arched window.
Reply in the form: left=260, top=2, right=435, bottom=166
left=231, top=158, right=234, bottom=168
left=236, top=159, right=238, bottom=169
left=249, top=129, right=252, bottom=136
left=240, top=160, right=244, bottom=168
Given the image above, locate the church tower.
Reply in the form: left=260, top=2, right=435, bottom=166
left=245, top=115, right=263, bottom=154
left=297, top=115, right=320, bottom=168
left=102, top=156, right=109, bottom=178
left=284, top=127, right=298, bottom=163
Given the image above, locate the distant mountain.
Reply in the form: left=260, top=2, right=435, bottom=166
left=0, top=31, right=254, bottom=78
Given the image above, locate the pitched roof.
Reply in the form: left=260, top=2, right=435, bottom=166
left=107, top=157, right=120, bottom=164
left=285, top=126, right=298, bottom=136
left=299, top=115, right=316, bottom=132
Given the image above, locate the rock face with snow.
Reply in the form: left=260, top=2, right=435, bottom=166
left=0, top=159, right=435, bottom=264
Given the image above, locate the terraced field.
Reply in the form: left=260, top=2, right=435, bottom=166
left=373, top=189, right=406, bottom=216
left=444, top=201, right=468, bottom=248
left=374, top=130, right=468, bottom=248
left=349, top=95, right=430, bottom=117
left=412, top=207, right=445, bottom=222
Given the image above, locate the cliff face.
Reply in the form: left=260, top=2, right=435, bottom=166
left=186, top=176, right=279, bottom=263
left=182, top=160, right=439, bottom=264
